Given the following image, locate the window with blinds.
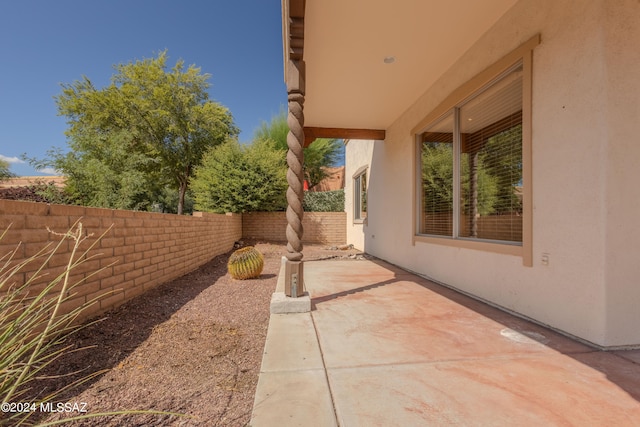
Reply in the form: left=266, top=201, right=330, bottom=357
left=420, top=112, right=454, bottom=236
left=418, top=62, right=523, bottom=244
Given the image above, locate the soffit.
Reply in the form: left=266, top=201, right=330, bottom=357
left=300, top=0, right=518, bottom=130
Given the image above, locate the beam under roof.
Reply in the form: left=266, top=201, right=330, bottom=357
left=303, top=127, right=386, bottom=147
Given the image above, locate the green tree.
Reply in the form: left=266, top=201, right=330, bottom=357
left=44, top=135, right=162, bottom=210
left=47, top=51, right=237, bottom=214
left=191, top=139, right=288, bottom=213
left=421, top=143, right=455, bottom=214
left=254, top=111, right=343, bottom=189
left=0, top=159, right=14, bottom=181
left=482, top=124, right=523, bottom=213
left=421, top=142, right=498, bottom=216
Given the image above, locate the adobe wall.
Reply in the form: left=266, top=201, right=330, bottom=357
left=0, top=200, right=346, bottom=323
left=0, top=200, right=242, bottom=322
left=242, top=211, right=346, bottom=245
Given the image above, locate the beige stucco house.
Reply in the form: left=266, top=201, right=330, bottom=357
left=282, top=0, right=640, bottom=349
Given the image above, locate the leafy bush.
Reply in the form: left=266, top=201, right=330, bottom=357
left=303, top=189, right=345, bottom=212
left=191, top=139, right=288, bottom=213
left=0, top=159, right=14, bottom=182
left=0, top=182, right=71, bottom=205
left=32, top=182, right=72, bottom=205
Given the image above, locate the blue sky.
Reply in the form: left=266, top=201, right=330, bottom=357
left=0, top=0, right=287, bottom=176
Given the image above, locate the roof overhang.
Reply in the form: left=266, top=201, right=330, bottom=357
left=283, top=0, right=518, bottom=133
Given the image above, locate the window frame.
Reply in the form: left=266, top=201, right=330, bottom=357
left=353, top=166, right=368, bottom=224
left=411, top=35, right=539, bottom=267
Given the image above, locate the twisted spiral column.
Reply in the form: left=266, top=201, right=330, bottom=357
left=285, top=91, right=305, bottom=261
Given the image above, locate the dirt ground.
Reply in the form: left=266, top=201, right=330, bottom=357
left=31, top=241, right=363, bottom=426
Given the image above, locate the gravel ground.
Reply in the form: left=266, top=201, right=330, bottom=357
left=29, top=241, right=362, bottom=427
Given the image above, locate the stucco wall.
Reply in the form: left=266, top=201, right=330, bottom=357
left=344, top=139, right=377, bottom=251
left=601, top=0, right=640, bottom=346
left=358, top=0, right=640, bottom=347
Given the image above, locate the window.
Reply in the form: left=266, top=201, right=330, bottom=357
left=413, top=35, right=537, bottom=265
left=418, top=62, right=525, bottom=244
left=420, top=112, right=455, bottom=236
left=353, top=168, right=367, bottom=222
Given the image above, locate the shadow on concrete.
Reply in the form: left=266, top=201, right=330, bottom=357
left=310, top=257, right=640, bottom=403
left=310, top=277, right=397, bottom=310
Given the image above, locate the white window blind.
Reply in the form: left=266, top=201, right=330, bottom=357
left=419, top=63, right=523, bottom=244
left=420, top=111, right=454, bottom=236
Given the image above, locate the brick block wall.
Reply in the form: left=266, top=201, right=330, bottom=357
left=0, top=200, right=241, bottom=322
left=242, top=212, right=346, bottom=244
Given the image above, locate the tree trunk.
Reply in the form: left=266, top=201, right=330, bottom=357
left=177, top=165, right=191, bottom=215
left=177, top=181, right=187, bottom=215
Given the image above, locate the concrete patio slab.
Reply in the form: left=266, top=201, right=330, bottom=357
left=251, top=312, right=335, bottom=426
left=259, top=314, right=325, bottom=372
left=251, top=369, right=336, bottom=427
left=251, top=258, right=640, bottom=426
left=327, top=354, right=640, bottom=426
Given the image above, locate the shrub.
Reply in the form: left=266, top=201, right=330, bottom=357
left=0, top=182, right=71, bottom=205
left=303, top=189, right=345, bottom=212
left=192, top=139, right=288, bottom=213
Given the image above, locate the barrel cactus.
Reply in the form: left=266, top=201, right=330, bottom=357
left=227, top=246, right=264, bottom=280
